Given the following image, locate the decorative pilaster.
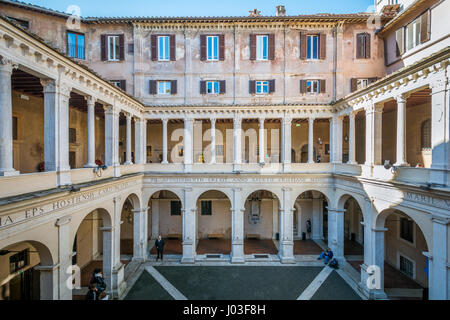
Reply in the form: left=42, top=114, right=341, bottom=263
left=104, top=105, right=120, bottom=177
left=308, top=118, right=315, bottom=163
left=364, top=102, right=384, bottom=167
left=184, top=117, right=194, bottom=172
left=231, top=188, right=245, bottom=264
left=429, top=216, right=449, bottom=300
left=124, top=112, right=133, bottom=165
left=182, top=188, right=196, bottom=263
left=162, top=118, right=168, bottom=164
left=85, top=96, right=96, bottom=168
left=394, top=93, right=410, bottom=166
left=134, top=118, right=146, bottom=165
left=55, top=216, right=72, bottom=300
left=331, top=115, right=343, bottom=164
left=281, top=117, right=292, bottom=172
left=210, top=118, right=216, bottom=164
left=133, top=207, right=149, bottom=262
left=279, top=188, right=295, bottom=264
left=233, top=116, right=242, bottom=171
left=259, top=118, right=265, bottom=164
left=348, top=111, right=357, bottom=164
left=327, top=207, right=345, bottom=260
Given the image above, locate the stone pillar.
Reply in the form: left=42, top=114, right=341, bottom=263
left=111, top=196, right=126, bottom=298
left=364, top=102, right=384, bottom=167
left=430, top=75, right=450, bottom=186
left=34, top=264, right=59, bottom=300
left=259, top=118, right=265, bottom=164
left=184, top=117, right=194, bottom=172
left=332, top=115, right=343, bottom=164
left=348, top=111, right=357, bottom=164
left=308, top=118, right=315, bottom=163
left=151, top=199, right=160, bottom=240
left=100, top=226, right=113, bottom=296
left=182, top=189, right=196, bottom=263
left=312, top=197, right=323, bottom=240
left=210, top=118, right=216, bottom=164
left=124, top=112, right=133, bottom=165
left=161, top=118, right=169, bottom=164
left=327, top=208, right=345, bottom=260
left=55, top=216, right=72, bottom=300
left=85, top=96, right=96, bottom=168
left=42, top=79, right=71, bottom=185
left=233, top=117, right=242, bottom=170
left=134, top=118, right=146, bottom=165
left=104, top=106, right=120, bottom=177
left=133, top=207, right=148, bottom=262
left=279, top=188, right=295, bottom=264
left=394, top=94, right=409, bottom=166
left=0, top=57, right=18, bottom=176
left=281, top=117, right=292, bottom=171
left=231, top=188, right=245, bottom=263
left=429, top=216, right=449, bottom=300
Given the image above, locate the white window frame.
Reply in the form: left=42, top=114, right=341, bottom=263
left=405, top=17, right=421, bottom=52
left=307, top=35, right=319, bottom=60
left=158, top=36, right=170, bottom=61
left=398, top=252, right=416, bottom=280
left=397, top=216, right=416, bottom=247
left=206, top=81, right=220, bottom=94
left=207, top=36, right=219, bottom=61
left=356, top=79, right=369, bottom=90
left=306, top=80, right=320, bottom=94
left=256, top=35, right=268, bottom=61
left=255, top=81, right=269, bottom=94
left=107, top=35, right=120, bottom=61
left=111, top=80, right=122, bottom=88
left=157, top=81, right=171, bottom=95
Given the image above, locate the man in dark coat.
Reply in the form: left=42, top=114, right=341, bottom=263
left=86, top=283, right=98, bottom=300
left=155, top=235, right=165, bottom=261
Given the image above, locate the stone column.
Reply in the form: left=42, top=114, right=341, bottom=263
left=42, top=80, right=71, bottom=185
left=332, top=115, right=343, bottom=164
left=233, top=117, right=242, bottom=170
left=134, top=118, right=146, bottom=165
left=312, top=197, right=323, bottom=240
left=429, top=216, right=449, bottom=300
left=364, top=102, right=384, bottom=167
left=348, top=111, right=357, bottom=164
left=162, top=118, right=169, bottom=164
left=184, top=117, right=194, bottom=172
left=85, top=96, right=96, bottom=168
left=111, top=196, right=126, bottom=298
left=327, top=208, right=345, bottom=260
left=279, top=188, right=295, bottom=264
left=34, top=264, right=59, bottom=300
left=231, top=188, right=245, bottom=263
left=104, top=105, right=120, bottom=177
left=124, top=112, right=133, bottom=165
left=0, top=57, right=18, bottom=176
left=100, top=226, right=113, bottom=296
left=259, top=118, right=265, bottom=164
left=308, top=118, right=315, bottom=163
left=151, top=199, right=160, bottom=240
left=133, top=207, right=148, bottom=262
left=55, top=216, right=72, bottom=300
left=210, top=118, right=216, bottom=164
left=394, top=94, right=409, bottom=166
left=182, top=188, right=196, bottom=264
left=430, top=75, right=450, bottom=186
left=281, top=117, right=292, bottom=171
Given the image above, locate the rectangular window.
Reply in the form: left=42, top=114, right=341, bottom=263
left=67, top=32, right=85, bottom=59
left=201, top=201, right=212, bottom=216
left=307, top=35, right=319, bottom=60
left=69, top=128, right=77, bottom=144
left=158, top=36, right=170, bottom=61
left=207, top=36, right=219, bottom=61
left=256, top=35, right=268, bottom=60
left=400, top=218, right=414, bottom=243
left=405, top=17, right=421, bottom=51
left=170, top=201, right=181, bottom=216
left=306, top=80, right=320, bottom=93
left=12, top=116, right=18, bottom=140
left=399, top=255, right=414, bottom=278
left=107, top=35, right=120, bottom=61
left=207, top=81, right=220, bottom=94
left=357, top=79, right=369, bottom=90
left=9, top=249, right=29, bottom=274
left=157, top=81, right=172, bottom=95
left=255, top=81, right=269, bottom=94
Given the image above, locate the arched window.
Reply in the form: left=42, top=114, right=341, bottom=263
left=421, top=119, right=431, bottom=150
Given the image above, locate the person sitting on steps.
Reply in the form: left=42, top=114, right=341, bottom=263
left=317, top=248, right=334, bottom=265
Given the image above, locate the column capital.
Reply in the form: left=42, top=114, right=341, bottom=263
left=371, top=227, right=388, bottom=232
left=365, top=102, right=383, bottom=114
left=55, top=215, right=72, bottom=227
left=349, top=110, right=357, bottom=119
left=259, top=117, right=265, bottom=125
left=308, top=117, right=315, bottom=124
left=282, top=117, right=292, bottom=125
left=184, top=117, right=194, bottom=125
left=234, top=117, right=242, bottom=126
left=40, top=79, right=56, bottom=93
left=58, top=83, right=72, bottom=98
left=123, top=111, right=132, bottom=118
left=431, top=215, right=450, bottom=225
left=85, top=95, right=96, bottom=107
left=162, top=118, right=169, bottom=125
left=326, top=207, right=346, bottom=214
left=104, top=105, right=119, bottom=115
left=429, top=75, right=447, bottom=95
left=0, top=55, right=18, bottom=73
left=395, top=93, right=410, bottom=103
left=34, top=263, right=60, bottom=272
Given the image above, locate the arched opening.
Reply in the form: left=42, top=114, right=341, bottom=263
left=195, top=190, right=232, bottom=256
left=120, top=194, right=141, bottom=260
left=148, top=190, right=183, bottom=257
left=343, top=197, right=364, bottom=259
left=71, top=208, right=113, bottom=300
left=292, top=191, right=328, bottom=255
left=0, top=240, right=53, bottom=300
left=243, top=190, right=279, bottom=256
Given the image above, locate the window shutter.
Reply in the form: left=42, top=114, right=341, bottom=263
left=300, top=32, right=307, bottom=60
left=170, top=80, right=177, bottom=95
left=200, top=35, right=207, bottom=61
left=356, top=34, right=363, bottom=59
left=250, top=34, right=256, bottom=60
left=300, top=80, right=306, bottom=93
left=319, top=80, right=326, bottom=93
left=149, top=80, right=157, bottom=94
left=119, top=80, right=126, bottom=91
left=220, top=80, right=226, bottom=94
left=420, top=10, right=430, bottom=43
left=119, top=34, right=125, bottom=61
left=200, top=81, right=206, bottom=94
left=170, top=35, right=176, bottom=61
left=101, top=35, right=107, bottom=61
left=219, top=34, right=225, bottom=61
left=269, top=79, right=275, bottom=93
left=395, top=28, right=404, bottom=57
left=364, top=33, right=371, bottom=58
left=368, top=77, right=378, bottom=84
left=350, top=78, right=357, bottom=92
left=268, top=34, right=275, bottom=60
left=249, top=80, right=256, bottom=94
left=319, top=33, right=326, bottom=59
left=151, top=35, right=157, bottom=61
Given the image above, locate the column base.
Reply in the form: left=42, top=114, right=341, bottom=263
left=393, top=162, right=410, bottom=167
left=282, top=163, right=291, bottom=173
left=307, top=161, right=315, bottom=164
left=233, top=164, right=242, bottom=172
left=161, top=161, right=168, bottom=164
left=346, top=161, right=357, bottom=165
left=57, top=170, right=71, bottom=186
left=280, top=256, right=296, bottom=264
left=113, top=165, right=121, bottom=178
left=124, top=161, right=134, bottom=166
left=231, top=256, right=245, bottom=264
left=0, top=169, right=19, bottom=176
left=181, top=256, right=195, bottom=264
left=84, top=163, right=97, bottom=168
left=184, top=164, right=192, bottom=173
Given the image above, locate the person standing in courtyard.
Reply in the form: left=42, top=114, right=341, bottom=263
left=155, top=235, right=165, bottom=261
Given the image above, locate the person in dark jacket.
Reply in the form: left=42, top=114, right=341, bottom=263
left=86, top=283, right=98, bottom=301
left=155, top=235, right=165, bottom=261
left=90, top=268, right=107, bottom=293
left=317, top=248, right=334, bottom=264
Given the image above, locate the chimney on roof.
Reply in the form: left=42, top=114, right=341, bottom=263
left=249, top=9, right=261, bottom=17
left=276, top=5, right=286, bottom=17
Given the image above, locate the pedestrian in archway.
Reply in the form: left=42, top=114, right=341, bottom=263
left=155, top=235, right=165, bottom=261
